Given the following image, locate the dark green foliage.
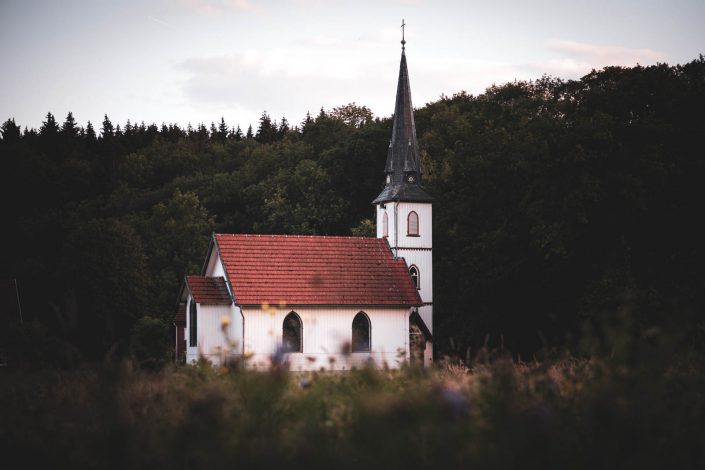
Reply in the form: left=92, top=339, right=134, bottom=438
left=1, top=57, right=704, bottom=361
left=130, top=315, right=171, bottom=369
left=62, top=218, right=150, bottom=356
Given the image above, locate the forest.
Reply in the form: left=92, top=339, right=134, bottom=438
left=1, top=56, right=704, bottom=366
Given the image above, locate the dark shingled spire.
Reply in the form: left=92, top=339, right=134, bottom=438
left=372, top=37, right=432, bottom=205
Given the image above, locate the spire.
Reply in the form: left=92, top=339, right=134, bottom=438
left=372, top=24, right=432, bottom=205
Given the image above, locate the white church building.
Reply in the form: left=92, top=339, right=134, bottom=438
left=176, top=37, right=434, bottom=370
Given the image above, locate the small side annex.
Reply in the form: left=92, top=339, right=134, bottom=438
left=176, top=233, right=424, bottom=370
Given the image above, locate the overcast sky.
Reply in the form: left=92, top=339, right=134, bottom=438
left=1, top=0, right=703, bottom=132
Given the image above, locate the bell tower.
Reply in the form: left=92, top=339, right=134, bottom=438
left=372, top=23, right=433, bottom=365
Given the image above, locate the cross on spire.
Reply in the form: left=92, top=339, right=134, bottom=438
left=401, top=19, right=406, bottom=49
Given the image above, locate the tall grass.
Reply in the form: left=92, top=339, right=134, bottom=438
left=1, top=352, right=704, bottom=469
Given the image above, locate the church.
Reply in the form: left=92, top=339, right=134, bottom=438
left=175, top=35, right=434, bottom=370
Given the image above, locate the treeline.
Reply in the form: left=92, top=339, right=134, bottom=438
left=1, top=57, right=704, bottom=364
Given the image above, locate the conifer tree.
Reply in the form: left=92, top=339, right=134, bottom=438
left=300, top=111, right=313, bottom=135
left=278, top=117, right=290, bottom=137
left=246, top=124, right=253, bottom=139
left=101, top=114, right=114, bottom=138
left=85, top=121, right=97, bottom=142
left=255, top=111, right=277, bottom=144
left=0, top=118, right=21, bottom=142
left=217, top=117, right=228, bottom=142
left=40, top=112, right=59, bottom=137
left=61, top=112, right=79, bottom=137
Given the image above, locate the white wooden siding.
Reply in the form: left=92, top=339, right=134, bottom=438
left=377, top=201, right=433, bottom=338
left=205, top=247, right=226, bottom=278
left=242, top=306, right=411, bottom=370
left=397, top=249, right=433, bottom=303
left=376, top=202, right=432, bottom=249
left=186, top=302, right=242, bottom=365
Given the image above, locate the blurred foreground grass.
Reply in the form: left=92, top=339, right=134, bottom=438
left=1, top=353, right=704, bottom=470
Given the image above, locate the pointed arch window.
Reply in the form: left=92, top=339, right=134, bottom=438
left=352, top=312, right=371, bottom=352
left=407, top=211, right=419, bottom=236
left=409, top=265, right=419, bottom=289
left=283, top=311, right=303, bottom=353
left=189, top=300, right=197, bottom=347
left=382, top=211, right=389, bottom=238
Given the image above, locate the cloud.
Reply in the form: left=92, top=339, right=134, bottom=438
left=175, top=47, right=395, bottom=127
left=172, top=37, right=670, bottom=130
left=546, top=39, right=665, bottom=69
left=177, top=0, right=260, bottom=14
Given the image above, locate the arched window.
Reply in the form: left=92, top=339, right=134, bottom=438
left=407, top=211, right=419, bottom=236
left=189, top=300, right=197, bottom=347
left=382, top=211, right=388, bottom=238
left=352, top=311, right=371, bottom=352
left=409, top=265, right=419, bottom=289
left=282, top=311, right=303, bottom=353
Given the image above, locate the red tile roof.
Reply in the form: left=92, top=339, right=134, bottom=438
left=214, top=234, right=422, bottom=307
left=186, top=275, right=232, bottom=305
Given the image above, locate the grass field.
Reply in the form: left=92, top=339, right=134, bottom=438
left=2, top=351, right=704, bottom=470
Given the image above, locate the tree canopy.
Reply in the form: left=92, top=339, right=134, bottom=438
left=1, top=57, right=704, bottom=361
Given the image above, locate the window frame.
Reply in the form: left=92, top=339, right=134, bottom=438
left=282, top=311, right=303, bottom=353
left=352, top=311, right=371, bottom=353
left=409, top=265, right=420, bottom=290
left=189, top=299, right=197, bottom=347
left=382, top=211, right=388, bottom=238
left=407, top=210, right=419, bottom=236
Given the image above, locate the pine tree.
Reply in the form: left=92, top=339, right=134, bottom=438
left=278, top=117, right=290, bottom=137
left=40, top=112, right=59, bottom=137
left=300, top=111, right=313, bottom=135
left=217, top=117, right=228, bottom=142
left=101, top=114, right=114, bottom=138
left=1, top=118, right=21, bottom=143
left=85, top=121, right=97, bottom=142
left=246, top=124, right=253, bottom=139
left=233, top=125, right=243, bottom=141
left=61, top=112, right=79, bottom=137
left=255, top=111, right=277, bottom=144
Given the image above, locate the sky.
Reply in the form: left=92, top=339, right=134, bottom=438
left=1, top=0, right=703, bottom=132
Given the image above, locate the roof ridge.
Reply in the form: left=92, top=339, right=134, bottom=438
left=215, top=233, right=379, bottom=240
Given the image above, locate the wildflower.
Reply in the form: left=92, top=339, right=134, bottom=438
left=221, top=315, right=231, bottom=332
left=271, top=344, right=288, bottom=368
left=298, top=377, right=312, bottom=389
left=439, top=382, right=469, bottom=419
left=340, top=340, right=352, bottom=357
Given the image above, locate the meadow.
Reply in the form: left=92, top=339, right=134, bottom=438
left=2, top=348, right=703, bottom=470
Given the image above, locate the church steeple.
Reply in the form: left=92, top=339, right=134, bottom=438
left=373, top=23, right=434, bottom=366
left=372, top=29, right=432, bottom=205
